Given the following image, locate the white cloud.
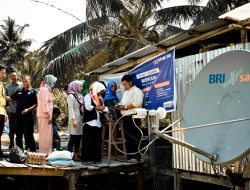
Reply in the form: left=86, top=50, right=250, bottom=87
left=0, top=0, right=86, bottom=50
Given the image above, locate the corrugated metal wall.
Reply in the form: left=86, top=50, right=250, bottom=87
left=171, top=43, right=250, bottom=174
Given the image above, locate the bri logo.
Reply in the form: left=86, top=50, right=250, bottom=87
left=208, top=73, right=225, bottom=84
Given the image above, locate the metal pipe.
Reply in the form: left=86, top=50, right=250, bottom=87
left=153, top=130, right=217, bottom=161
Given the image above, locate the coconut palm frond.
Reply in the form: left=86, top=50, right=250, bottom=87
left=85, top=50, right=109, bottom=72
left=16, top=40, right=32, bottom=48
left=0, top=17, right=31, bottom=66
left=40, top=23, right=90, bottom=61
left=206, top=0, right=250, bottom=13
left=40, top=17, right=113, bottom=62
left=141, top=0, right=164, bottom=9
left=17, top=24, right=30, bottom=36
left=187, top=0, right=203, bottom=5
left=160, top=25, right=186, bottom=39
left=87, top=0, right=125, bottom=19
left=42, top=39, right=108, bottom=79
left=155, top=5, right=220, bottom=25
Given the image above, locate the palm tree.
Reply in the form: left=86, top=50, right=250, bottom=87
left=0, top=17, right=31, bottom=69
left=40, top=0, right=249, bottom=79
left=20, top=51, right=44, bottom=87
left=155, top=0, right=250, bottom=27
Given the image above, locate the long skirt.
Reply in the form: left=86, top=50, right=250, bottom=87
left=81, top=124, right=102, bottom=162
left=38, top=117, right=52, bottom=155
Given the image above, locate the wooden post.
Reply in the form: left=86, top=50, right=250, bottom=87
left=148, top=116, right=155, bottom=166
left=137, top=167, right=144, bottom=190
left=48, top=176, right=51, bottom=190
left=174, top=171, right=182, bottom=190
left=244, top=180, right=250, bottom=190
left=243, top=160, right=250, bottom=190
left=65, top=173, right=76, bottom=190
left=240, top=29, right=248, bottom=45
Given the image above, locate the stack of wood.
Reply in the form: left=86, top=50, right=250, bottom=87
left=26, top=152, right=47, bottom=165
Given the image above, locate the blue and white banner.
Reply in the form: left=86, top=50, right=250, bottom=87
left=129, top=49, right=176, bottom=112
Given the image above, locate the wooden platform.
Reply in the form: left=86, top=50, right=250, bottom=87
left=0, top=158, right=143, bottom=190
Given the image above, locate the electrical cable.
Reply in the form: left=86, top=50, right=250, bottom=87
left=111, top=112, right=159, bottom=155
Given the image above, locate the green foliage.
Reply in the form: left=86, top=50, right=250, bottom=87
left=0, top=17, right=31, bottom=68
left=39, top=0, right=250, bottom=76
left=52, top=89, right=68, bottom=128
left=85, top=50, right=109, bottom=72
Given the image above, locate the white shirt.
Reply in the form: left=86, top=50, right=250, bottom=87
left=84, top=94, right=102, bottom=128
left=120, top=85, right=144, bottom=116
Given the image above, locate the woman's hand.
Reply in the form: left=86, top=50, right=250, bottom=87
left=22, top=108, right=30, bottom=114
left=96, top=106, right=106, bottom=111
left=4, top=115, right=8, bottom=122
left=72, top=119, right=77, bottom=128
left=117, top=105, right=127, bottom=111
left=47, top=113, right=52, bottom=124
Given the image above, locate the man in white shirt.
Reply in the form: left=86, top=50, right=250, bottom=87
left=118, top=75, right=144, bottom=163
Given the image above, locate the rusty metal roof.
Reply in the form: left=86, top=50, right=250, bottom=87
left=157, top=19, right=228, bottom=48
left=103, top=45, right=158, bottom=68
left=86, top=45, right=158, bottom=75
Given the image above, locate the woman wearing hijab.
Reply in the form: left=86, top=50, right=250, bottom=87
left=104, top=81, right=120, bottom=120
left=37, top=74, right=57, bottom=155
left=80, top=80, right=89, bottom=96
left=82, top=81, right=107, bottom=163
left=67, top=80, right=83, bottom=160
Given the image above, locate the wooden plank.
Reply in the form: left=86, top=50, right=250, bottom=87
left=0, top=160, right=19, bottom=168
left=79, top=162, right=143, bottom=176
left=167, top=26, right=235, bottom=51
left=25, top=163, right=45, bottom=168
left=10, top=163, right=28, bottom=168
left=243, top=161, right=250, bottom=178
left=137, top=167, right=143, bottom=190
left=174, top=171, right=182, bottom=190
left=180, top=171, right=232, bottom=187
left=244, top=180, right=250, bottom=190
left=0, top=167, right=65, bottom=176
left=158, top=168, right=174, bottom=177
left=68, top=173, right=76, bottom=190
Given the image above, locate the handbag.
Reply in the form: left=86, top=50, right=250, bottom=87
left=9, top=146, right=26, bottom=163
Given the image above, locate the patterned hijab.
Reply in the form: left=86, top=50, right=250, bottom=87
left=80, top=80, right=89, bottom=96
left=89, top=81, right=106, bottom=106
left=104, top=81, right=118, bottom=101
left=67, top=80, right=83, bottom=104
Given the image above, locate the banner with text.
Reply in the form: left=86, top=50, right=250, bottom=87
left=129, top=49, right=176, bottom=112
